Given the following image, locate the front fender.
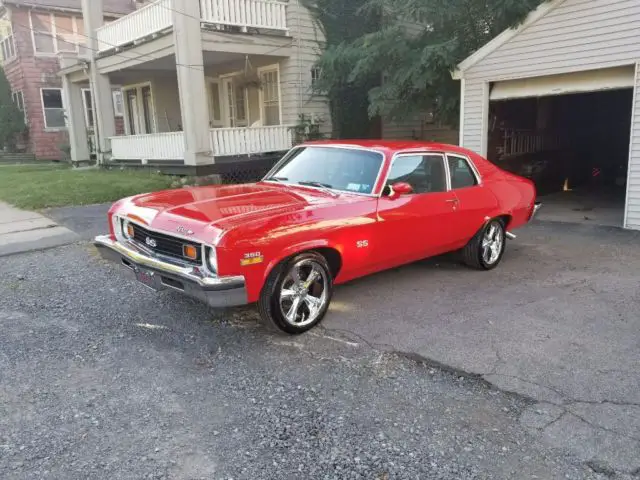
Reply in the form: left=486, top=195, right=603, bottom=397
left=241, top=239, right=341, bottom=303
left=264, top=239, right=337, bottom=281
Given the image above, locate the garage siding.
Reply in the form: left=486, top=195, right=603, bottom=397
left=460, top=79, right=485, bottom=154
left=465, top=0, right=640, bottom=80
left=626, top=63, right=640, bottom=229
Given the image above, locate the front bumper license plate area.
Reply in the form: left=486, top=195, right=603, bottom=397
left=134, top=265, right=162, bottom=291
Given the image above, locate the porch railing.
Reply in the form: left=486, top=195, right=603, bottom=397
left=111, top=132, right=186, bottom=161
left=200, top=0, right=288, bottom=32
left=96, top=0, right=173, bottom=53
left=109, top=125, right=293, bottom=161
left=210, top=126, right=293, bottom=156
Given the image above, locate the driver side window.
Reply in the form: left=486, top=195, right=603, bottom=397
left=387, top=154, right=447, bottom=194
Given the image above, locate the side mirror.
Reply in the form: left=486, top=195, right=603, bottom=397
left=387, top=182, right=413, bottom=199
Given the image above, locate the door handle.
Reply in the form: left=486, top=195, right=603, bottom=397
left=445, top=199, right=459, bottom=203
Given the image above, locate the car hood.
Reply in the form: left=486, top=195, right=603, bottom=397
left=115, top=183, right=346, bottom=245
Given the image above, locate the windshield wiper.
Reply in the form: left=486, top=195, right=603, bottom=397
left=297, top=181, right=339, bottom=197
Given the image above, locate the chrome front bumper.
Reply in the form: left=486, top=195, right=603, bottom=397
left=93, top=235, right=248, bottom=308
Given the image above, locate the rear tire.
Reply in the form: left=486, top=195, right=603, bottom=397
left=258, top=252, right=333, bottom=334
left=462, top=218, right=506, bottom=270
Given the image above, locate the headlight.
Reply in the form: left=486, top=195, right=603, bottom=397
left=206, top=246, right=218, bottom=273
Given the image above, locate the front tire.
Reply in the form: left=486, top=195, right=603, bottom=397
left=462, top=218, right=506, bottom=270
left=258, top=252, right=333, bottom=334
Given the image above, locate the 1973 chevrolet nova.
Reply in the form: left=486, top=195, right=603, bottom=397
left=94, top=140, right=541, bottom=334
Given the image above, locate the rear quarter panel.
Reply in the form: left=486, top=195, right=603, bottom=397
left=473, top=152, right=537, bottom=230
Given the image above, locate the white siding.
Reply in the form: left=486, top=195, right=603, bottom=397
left=460, top=79, right=485, bottom=153
left=465, top=0, right=640, bottom=80
left=280, top=0, right=331, bottom=135
left=458, top=0, right=640, bottom=229
left=625, top=63, right=640, bottom=229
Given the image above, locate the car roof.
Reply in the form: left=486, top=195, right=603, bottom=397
left=301, top=139, right=472, bottom=156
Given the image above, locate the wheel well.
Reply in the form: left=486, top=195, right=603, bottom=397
left=496, top=214, right=512, bottom=229
left=312, top=247, right=342, bottom=279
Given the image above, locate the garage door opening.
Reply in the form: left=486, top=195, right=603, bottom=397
left=487, top=88, right=633, bottom=227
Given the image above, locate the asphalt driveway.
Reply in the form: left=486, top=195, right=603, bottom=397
left=1, top=245, right=607, bottom=480
left=11, top=204, right=640, bottom=476
left=323, top=221, right=640, bottom=473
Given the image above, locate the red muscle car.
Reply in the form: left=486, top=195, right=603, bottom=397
left=94, top=140, right=541, bottom=334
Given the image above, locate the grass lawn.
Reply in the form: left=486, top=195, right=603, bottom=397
left=0, top=164, right=176, bottom=210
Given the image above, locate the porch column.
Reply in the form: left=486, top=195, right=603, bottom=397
left=62, top=75, right=90, bottom=162
left=81, top=0, right=116, bottom=163
left=171, top=0, right=212, bottom=166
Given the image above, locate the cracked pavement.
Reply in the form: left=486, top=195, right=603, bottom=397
left=1, top=214, right=639, bottom=477
left=1, top=244, right=621, bottom=480
left=323, top=221, right=640, bottom=474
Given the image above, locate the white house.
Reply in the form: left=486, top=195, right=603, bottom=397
left=59, top=0, right=454, bottom=176
left=58, top=0, right=332, bottom=174
left=453, top=0, right=640, bottom=230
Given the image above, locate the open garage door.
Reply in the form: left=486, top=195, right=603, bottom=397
left=487, top=74, right=634, bottom=228
left=490, top=66, right=636, bottom=101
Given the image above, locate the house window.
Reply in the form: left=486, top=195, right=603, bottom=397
left=311, top=66, right=321, bottom=87
left=55, top=15, right=76, bottom=52
left=209, top=81, right=221, bottom=124
left=41, top=88, right=66, bottom=128
left=12, top=90, right=24, bottom=111
left=112, top=90, right=124, bottom=117
left=260, top=68, right=280, bottom=126
left=30, top=12, right=82, bottom=55
left=82, top=88, right=94, bottom=128
left=31, top=12, right=55, bottom=53
left=0, top=30, right=16, bottom=63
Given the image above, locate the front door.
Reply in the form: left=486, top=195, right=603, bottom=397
left=376, top=153, right=460, bottom=267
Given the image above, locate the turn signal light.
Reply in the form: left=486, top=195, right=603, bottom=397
left=183, top=244, right=198, bottom=260
left=125, top=222, right=135, bottom=239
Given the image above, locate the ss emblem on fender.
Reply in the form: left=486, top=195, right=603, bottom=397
left=145, top=237, right=157, bottom=248
left=356, top=240, right=369, bottom=248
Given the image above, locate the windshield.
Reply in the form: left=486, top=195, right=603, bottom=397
left=265, top=146, right=384, bottom=195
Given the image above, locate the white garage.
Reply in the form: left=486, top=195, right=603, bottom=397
left=453, top=0, right=640, bottom=229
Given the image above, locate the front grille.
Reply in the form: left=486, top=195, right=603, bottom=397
left=131, top=223, right=202, bottom=265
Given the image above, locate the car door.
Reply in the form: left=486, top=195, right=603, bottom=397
left=445, top=153, right=496, bottom=244
left=376, top=153, right=461, bottom=267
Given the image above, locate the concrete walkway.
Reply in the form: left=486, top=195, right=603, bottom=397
left=0, top=202, right=79, bottom=256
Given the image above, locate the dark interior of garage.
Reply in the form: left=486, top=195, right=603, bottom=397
left=487, top=88, right=633, bottom=226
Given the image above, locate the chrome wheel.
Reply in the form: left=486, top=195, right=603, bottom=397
left=481, top=221, right=504, bottom=266
left=279, top=259, right=329, bottom=328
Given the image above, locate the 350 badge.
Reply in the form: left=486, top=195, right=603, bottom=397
left=240, top=251, right=264, bottom=266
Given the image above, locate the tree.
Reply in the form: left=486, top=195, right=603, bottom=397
left=0, top=68, right=26, bottom=151
left=312, top=0, right=547, bottom=128
left=301, top=0, right=382, bottom=138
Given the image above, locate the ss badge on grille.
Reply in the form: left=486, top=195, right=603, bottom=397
left=145, top=237, right=157, bottom=248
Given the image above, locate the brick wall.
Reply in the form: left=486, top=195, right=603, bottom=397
left=7, top=7, right=124, bottom=161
